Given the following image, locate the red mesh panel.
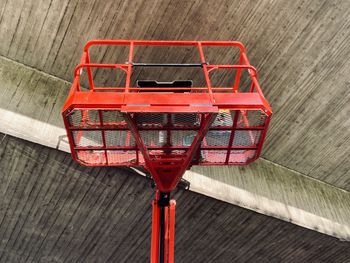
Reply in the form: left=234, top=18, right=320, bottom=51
left=105, top=130, right=135, bottom=146
left=211, top=111, right=233, bottom=127
left=203, top=131, right=231, bottom=146
left=102, top=110, right=126, bottom=126
left=201, top=150, right=227, bottom=164
left=233, top=130, right=261, bottom=147
left=136, top=113, right=167, bottom=127
left=172, top=113, right=200, bottom=127
left=237, top=110, right=266, bottom=127
left=107, top=150, right=137, bottom=164
left=228, top=150, right=256, bottom=163
left=76, top=150, right=106, bottom=165
left=67, top=109, right=268, bottom=166
left=171, top=131, right=197, bottom=146
left=68, top=110, right=82, bottom=127
left=72, top=130, right=103, bottom=147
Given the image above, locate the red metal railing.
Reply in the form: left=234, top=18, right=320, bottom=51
left=69, top=40, right=263, bottom=97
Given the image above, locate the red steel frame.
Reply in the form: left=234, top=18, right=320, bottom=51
left=62, top=40, right=272, bottom=263
left=151, top=192, right=176, bottom=263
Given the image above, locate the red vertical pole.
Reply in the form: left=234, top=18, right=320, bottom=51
left=98, top=110, right=108, bottom=165
left=197, top=42, right=215, bottom=103
left=164, top=206, right=169, bottom=262
left=151, top=192, right=160, bottom=263
left=225, top=110, right=240, bottom=164
left=168, top=200, right=176, bottom=263
left=233, top=53, right=243, bottom=92
left=126, top=42, right=134, bottom=92
left=85, top=52, right=95, bottom=91
left=150, top=193, right=176, bottom=263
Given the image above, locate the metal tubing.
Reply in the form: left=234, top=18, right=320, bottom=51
left=159, top=206, right=165, bottom=263
left=74, top=63, right=128, bottom=77
left=132, top=63, right=205, bottom=68
left=233, top=54, right=243, bottom=92
left=168, top=200, right=176, bottom=263
left=150, top=192, right=175, bottom=263
left=225, top=110, right=240, bottom=163
left=197, top=43, right=215, bottom=102
left=98, top=110, right=108, bottom=165
left=85, top=52, right=95, bottom=91
left=164, top=206, right=169, bottom=262
left=68, top=125, right=265, bottom=131
left=125, top=42, right=134, bottom=92
left=151, top=198, right=160, bottom=263
left=84, top=40, right=245, bottom=52
left=73, top=145, right=258, bottom=151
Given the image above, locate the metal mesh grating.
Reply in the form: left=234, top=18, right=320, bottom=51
left=87, top=110, right=100, bottom=125
left=203, top=131, right=231, bottom=146
left=237, top=110, right=266, bottom=127
left=107, top=150, right=137, bottom=164
left=172, top=113, right=200, bottom=127
left=140, top=130, right=197, bottom=147
left=73, top=131, right=103, bottom=147
left=211, top=110, right=234, bottom=127
left=76, top=150, right=106, bottom=165
left=135, top=113, right=200, bottom=128
left=172, top=131, right=197, bottom=146
left=135, top=113, right=167, bottom=127
left=233, top=130, right=261, bottom=146
left=105, top=130, right=135, bottom=147
left=140, top=130, right=167, bottom=146
left=228, top=149, right=256, bottom=163
left=102, top=110, right=126, bottom=126
left=68, top=110, right=82, bottom=127
left=201, top=150, right=227, bottom=163
left=66, top=109, right=268, bottom=167
left=68, top=109, right=101, bottom=127
left=199, top=149, right=257, bottom=164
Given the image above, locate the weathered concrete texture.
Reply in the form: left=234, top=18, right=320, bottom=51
left=0, top=133, right=349, bottom=263
left=0, top=56, right=70, bottom=152
left=1, top=0, right=350, bottom=190
left=1, top=55, right=350, bottom=241
left=0, top=56, right=70, bottom=129
left=186, top=162, right=350, bottom=240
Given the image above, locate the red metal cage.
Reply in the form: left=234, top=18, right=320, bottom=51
left=62, top=40, right=272, bottom=263
left=62, top=40, right=271, bottom=192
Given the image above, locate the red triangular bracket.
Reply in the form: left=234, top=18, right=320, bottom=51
left=124, top=111, right=217, bottom=192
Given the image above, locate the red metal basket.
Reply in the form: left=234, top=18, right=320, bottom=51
left=62, top=40, right=272, bottom=263
left=62, top=40, right=272, bottom=192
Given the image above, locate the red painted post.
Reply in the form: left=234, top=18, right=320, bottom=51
left=168, top=200, right=176, bottom=263
left=151, top=193, right=160, bottom=263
